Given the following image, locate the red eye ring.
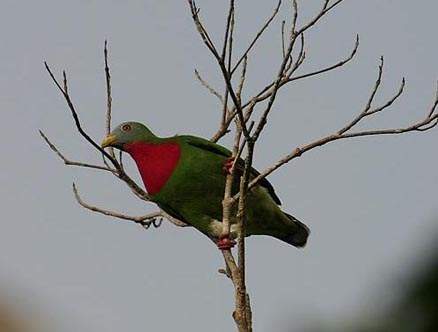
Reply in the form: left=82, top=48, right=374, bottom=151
left=121, top=124, right=132, bottom=132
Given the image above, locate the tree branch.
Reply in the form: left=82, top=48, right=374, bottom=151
left=194, top=69, right=224, bottom=104
left=296, top=0, right=345, bottom=36
left=44, top=61, right=152, bottom=202
left=231, top=0, right=282, bottom=75
left=245, top=75, right=438, bottom=195
left=44, top=63, right=118, bottom=167
left=39, top=130, right=117, bottom=174
left=73, top=183, right=162, bottom=228
left=104, top=40, right=115, bottom=159
left=287, top=34, right=359, bottom=83
left=188, top=0, right=250, bottom=140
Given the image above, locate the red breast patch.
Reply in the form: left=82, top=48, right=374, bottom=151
left=124, top=141, right=181, bottom=195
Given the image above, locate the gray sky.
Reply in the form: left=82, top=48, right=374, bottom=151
left=0, top=1, right=437, bottom=331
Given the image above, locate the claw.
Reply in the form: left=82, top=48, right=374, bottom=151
left=217, top=235, right=236, bottom=250
left=222, top=157, right=235, bottom=175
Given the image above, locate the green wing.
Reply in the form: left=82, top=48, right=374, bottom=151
left=180, top=135, right=282, bottom=205
left=180, top=135, right=231, bottom=157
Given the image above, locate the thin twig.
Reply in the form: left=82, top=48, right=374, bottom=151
left=44, top=62, right=152, bottom=202
left=188, top=0, right=250, bottom=140
left=194, top=69, right=224, bottom=104
left=44, top=62, right=118, bottom=167
left=221, top=0, right=235, bottom=63
left=234, top=139, right=255, bottom=332
left=119, top=150, right=125, bottom=172
left=40, top=130, right=116, bottom=174
left=104, top=40, right=115, bottom=159
left=338, top=56, right=385, bottom=134
left=281, top=20, right=286, bottom=58
left=221, top=115, right=243, bottom=239
left=73, top=183, right=189, bottom=228
left=288, top=34, right=359, bottom=82
left=427, top=81, right=438, bottom=118
left=73, top=183, right=161, bottom=228
left=296, top=0, right=345, bottom=36
left=366, top=77, right=405, bottom=116
left=291, top=0, right=298, bottom=36
left=242, top=81, right=438, bottom=198
left=241, top=33, right=357, bottom=112
left=237, top=56, right=248, bottom=103
left=231, top=0, right=282, bottom=75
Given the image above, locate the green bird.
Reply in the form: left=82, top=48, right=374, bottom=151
left=101, top=122, right=309, bottom=249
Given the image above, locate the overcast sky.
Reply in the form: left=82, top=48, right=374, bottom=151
left=0, top=1, right=437, bottom=331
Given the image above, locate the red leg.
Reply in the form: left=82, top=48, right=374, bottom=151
left=217, top=234, right=236, bottom=250
left=222, top=157, right=235, bottom=175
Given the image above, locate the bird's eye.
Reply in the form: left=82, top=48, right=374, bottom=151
left=121, top=124, right=132, bottom=132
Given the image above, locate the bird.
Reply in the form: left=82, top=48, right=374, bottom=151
left=101, top=121, right=309, bottom=250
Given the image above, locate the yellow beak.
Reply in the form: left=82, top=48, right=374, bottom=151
left=101, top=134, right=118, bottom=148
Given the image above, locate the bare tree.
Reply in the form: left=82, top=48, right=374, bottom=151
left=41, top=1, right=437, bottom=331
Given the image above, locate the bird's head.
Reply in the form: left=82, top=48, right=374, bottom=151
left=101, top=121, right=156, bottom=150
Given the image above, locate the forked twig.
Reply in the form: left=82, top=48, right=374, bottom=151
left=243, top=70, right=438, bottom=198
left=231, top=0, right=282, bottom=74
left=44, top=62, right=152, bottom=202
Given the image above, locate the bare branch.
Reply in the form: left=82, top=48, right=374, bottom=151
left=232, top=121, right=255, bottom=173
left=210, top=57, right=247, bottom=143
left=281, top=20, right=286, bottom=58
left=40, top=130, right=116, bottom=174
left=241, top=32, right=355, bottom=114
left=104, top=40, right=115, bottom=159
left=251, top=25, right=301, bottom=141
left=366, top=77, right=405, bottom=116
left=119, top=150, right=125, bottom=172
left=188, top=0, right=250, bottom=140
left=285, top=32, right=305, bottom=76
left=44, top=62, right=118, bottom=167
left=194, top=69, right=224, bottom=104
left=221, top=0, right=235, bottom=62
left=296, top=0, right=345, bottom=36
left=415, top=118, right=438, bottom=131
left=224, top=2, right=235, bottom=125
left=235, top=143, right=254, bottom=332
left=237, top=57, right=248, bottom=105
left=221, top=119, right=243, bottom=239
left=73, top=183, right=190, bottom=228
left=244, top=81, right=438, bottom=196
left=188, top=1, right=221, bottom=60
left=427, top=81, right=438, bottom=118
left=291, top=0, right=298, bottom=35
left=231, top=0, right=282, bottom=75
left=221, top=249, right=252, bottom=332
left=44, top=62, right=152, bottom=202
left=210, top=119, right=232, bottom=142
left=338, top=56, right=385, bottom=134
left=73, top=183, right=161, bottom=228
left=288, top=34, right=359, bottom=82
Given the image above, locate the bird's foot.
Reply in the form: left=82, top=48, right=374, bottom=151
left=217, top=235, right=236, bottom=250
left=222, top=157, right=235, bottom=175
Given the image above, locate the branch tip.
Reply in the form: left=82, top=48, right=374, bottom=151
left=72, top=182, right=162, bottom=228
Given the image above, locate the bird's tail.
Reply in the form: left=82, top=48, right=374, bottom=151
left=279, top=212, right=310, bottom=248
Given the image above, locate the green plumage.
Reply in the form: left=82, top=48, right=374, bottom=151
left=102, top=122, right=309, bottom=248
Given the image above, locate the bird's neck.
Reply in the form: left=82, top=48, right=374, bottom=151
left=124, top=140, right=181, bottom=195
